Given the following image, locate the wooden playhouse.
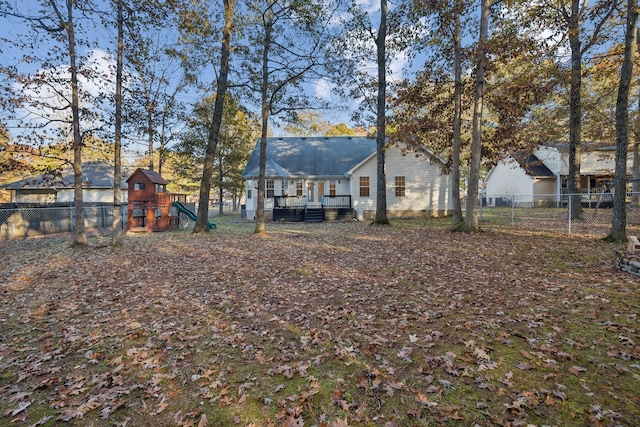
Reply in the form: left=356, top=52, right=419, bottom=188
left=126, top=168, right=185, bottom=232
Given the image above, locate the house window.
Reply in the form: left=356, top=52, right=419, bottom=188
left=266, top=179, right=274, bottom=198
left=134, top=183, right=145, bottom=191
left=155, top=184, right=165, bottom=193
left=247, top=188, right=252, bottom=199
left=296, top=181, right=303, bottom=197
left=359, top=177, right=370, bottom=197
left=329, top=180, right=336, bottom=196
left=395, top=176, right=405, bottom=197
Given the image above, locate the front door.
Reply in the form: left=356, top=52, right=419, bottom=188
left=317, top=182, right=324, bottom=204
left=307, top=182, right=314, bottom=202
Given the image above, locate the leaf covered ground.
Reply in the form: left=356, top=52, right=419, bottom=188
left=1, top=217, right=639, bottom=427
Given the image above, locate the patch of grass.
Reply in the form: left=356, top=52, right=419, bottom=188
left=1, top=220, right=639, bottom=426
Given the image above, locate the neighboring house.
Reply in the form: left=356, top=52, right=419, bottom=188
left=241, top=136, right=453, bottom=221
left=0, top=161, right=128, bottom=204
left=485, top=144, right=633, bottom=207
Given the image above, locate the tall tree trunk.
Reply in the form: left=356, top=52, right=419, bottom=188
left=65, top=0, right=87, bottom=246
left=633, top=60, right=640, bottom=208
left=374, top=0, right=389, bottom=225
left=158, top=114, right=166, bottom=175
left=218, top=161, right=224, bottom=216
left=606, top=0, right=637, bottom=242
left=255, top=5, right=274, bottom=234
left=567, top=2, right=583, bottom=219
left=112, top=0, right=124, bottom=245
left=451, top=0, right=463, bottom=228
left=194, top=0, right=235, bottom=233
left=147, top=108, right=154, bottom=170
left=464, top=0, right=489, bottom=232
left=633, top=138, right=639, bottom=207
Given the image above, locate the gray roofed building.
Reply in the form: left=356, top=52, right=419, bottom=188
left=1, top=161, right=130, bottom=204
left=2, top=161, right=129, bottom=190
left=485, top=144, right=634, bottom=208
left=241, top=136, right=453, bottom=221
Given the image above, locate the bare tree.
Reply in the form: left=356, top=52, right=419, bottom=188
left=242, top=0, right=336, bottom=234
left=111, top=0, right=125, bottom=245
left=451, top=0, right=464, bottom=228
left=193, top=0, right=236, bottom=233
left=1, top=0, right=102, bottom=245
left=463, top=0, right=490, bottom=232
left=605, top=0, right=637, bottom=242
left=531, top=0, right=619, bottom=219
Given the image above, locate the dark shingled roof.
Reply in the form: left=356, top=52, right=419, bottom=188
left=1, top=161, right=129, bottom=189
left=242, top=136, right=377, bottom=179
left=127, top=168, right=169, bottom=185
left=520, top=154, right=555, bottom=177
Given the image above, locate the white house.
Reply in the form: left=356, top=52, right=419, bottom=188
left=485, top=144, right=633, bottom=207
left=1, top=161, right=129, bottom=204
left=241, top=136, right=453, bottom=221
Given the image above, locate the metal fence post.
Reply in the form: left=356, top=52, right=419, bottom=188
left=568, top=196, right=572, bottom=235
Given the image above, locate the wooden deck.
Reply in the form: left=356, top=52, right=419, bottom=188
left=273, top=195, right=353, bottom=222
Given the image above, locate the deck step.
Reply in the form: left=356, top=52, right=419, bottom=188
left=305, top=208, right=324, bottom=222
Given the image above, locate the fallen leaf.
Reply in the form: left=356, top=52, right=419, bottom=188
left=516, top=362, right=535, bottom=370
left=568, top=366, right=587, bottom=376
left=198, top=414, right=208, bottom=427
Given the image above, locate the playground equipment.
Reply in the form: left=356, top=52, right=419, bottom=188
left=172, top=201, right=216, bottom=229
left=127, top=168, right=215, bottom=231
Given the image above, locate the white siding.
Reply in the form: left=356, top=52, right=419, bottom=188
left=57, top=189, right=126, bottom=203
left=244, top=179, right=257, bottom=220
left=15, top=189, right=127, bottom=204
left=485, top=157, right=534, bottom=206
left=350, top=146, right=452, bottom=216
left=350, top=154, right=378, bottom=212
left=243, top=178, right=278, bottom=220
left=15, top=191, right=56, bottom=204
left=385, top=148, right=452, bottom=214
left=533, top=179, right=557, bottom=205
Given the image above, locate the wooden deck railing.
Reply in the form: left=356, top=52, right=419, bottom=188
left=274, top=195, right=352, bottom=209
left=321, top=195, right=351, bottom=208
left=155, top=192, right=187, bottom=205
left=274, top=195, right=306, bottom=208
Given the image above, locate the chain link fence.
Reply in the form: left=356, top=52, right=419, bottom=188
left=2, top=195, right=640, bottom=240
left=0, top=204, right=127, bottom=240
left=478, top=192, right=640, bottom=237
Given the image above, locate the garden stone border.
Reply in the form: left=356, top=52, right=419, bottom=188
left=615, top=251, right=640, bottom=277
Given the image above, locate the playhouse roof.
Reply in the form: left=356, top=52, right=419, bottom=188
left=126, top=168, right=169, bottom=185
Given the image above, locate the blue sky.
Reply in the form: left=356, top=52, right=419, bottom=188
left=0, top=0, right=432, bottom=163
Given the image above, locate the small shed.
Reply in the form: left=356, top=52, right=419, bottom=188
left=126, top=168, right=182, bottom=232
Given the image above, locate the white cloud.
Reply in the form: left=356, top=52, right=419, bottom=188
left=389, top=51, right=409, bottom=80
left=15, top=49, right=117, bottom=133
left=354, top=0, right=379, bottom=14
left=314, top=77, right=334, bottom=100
